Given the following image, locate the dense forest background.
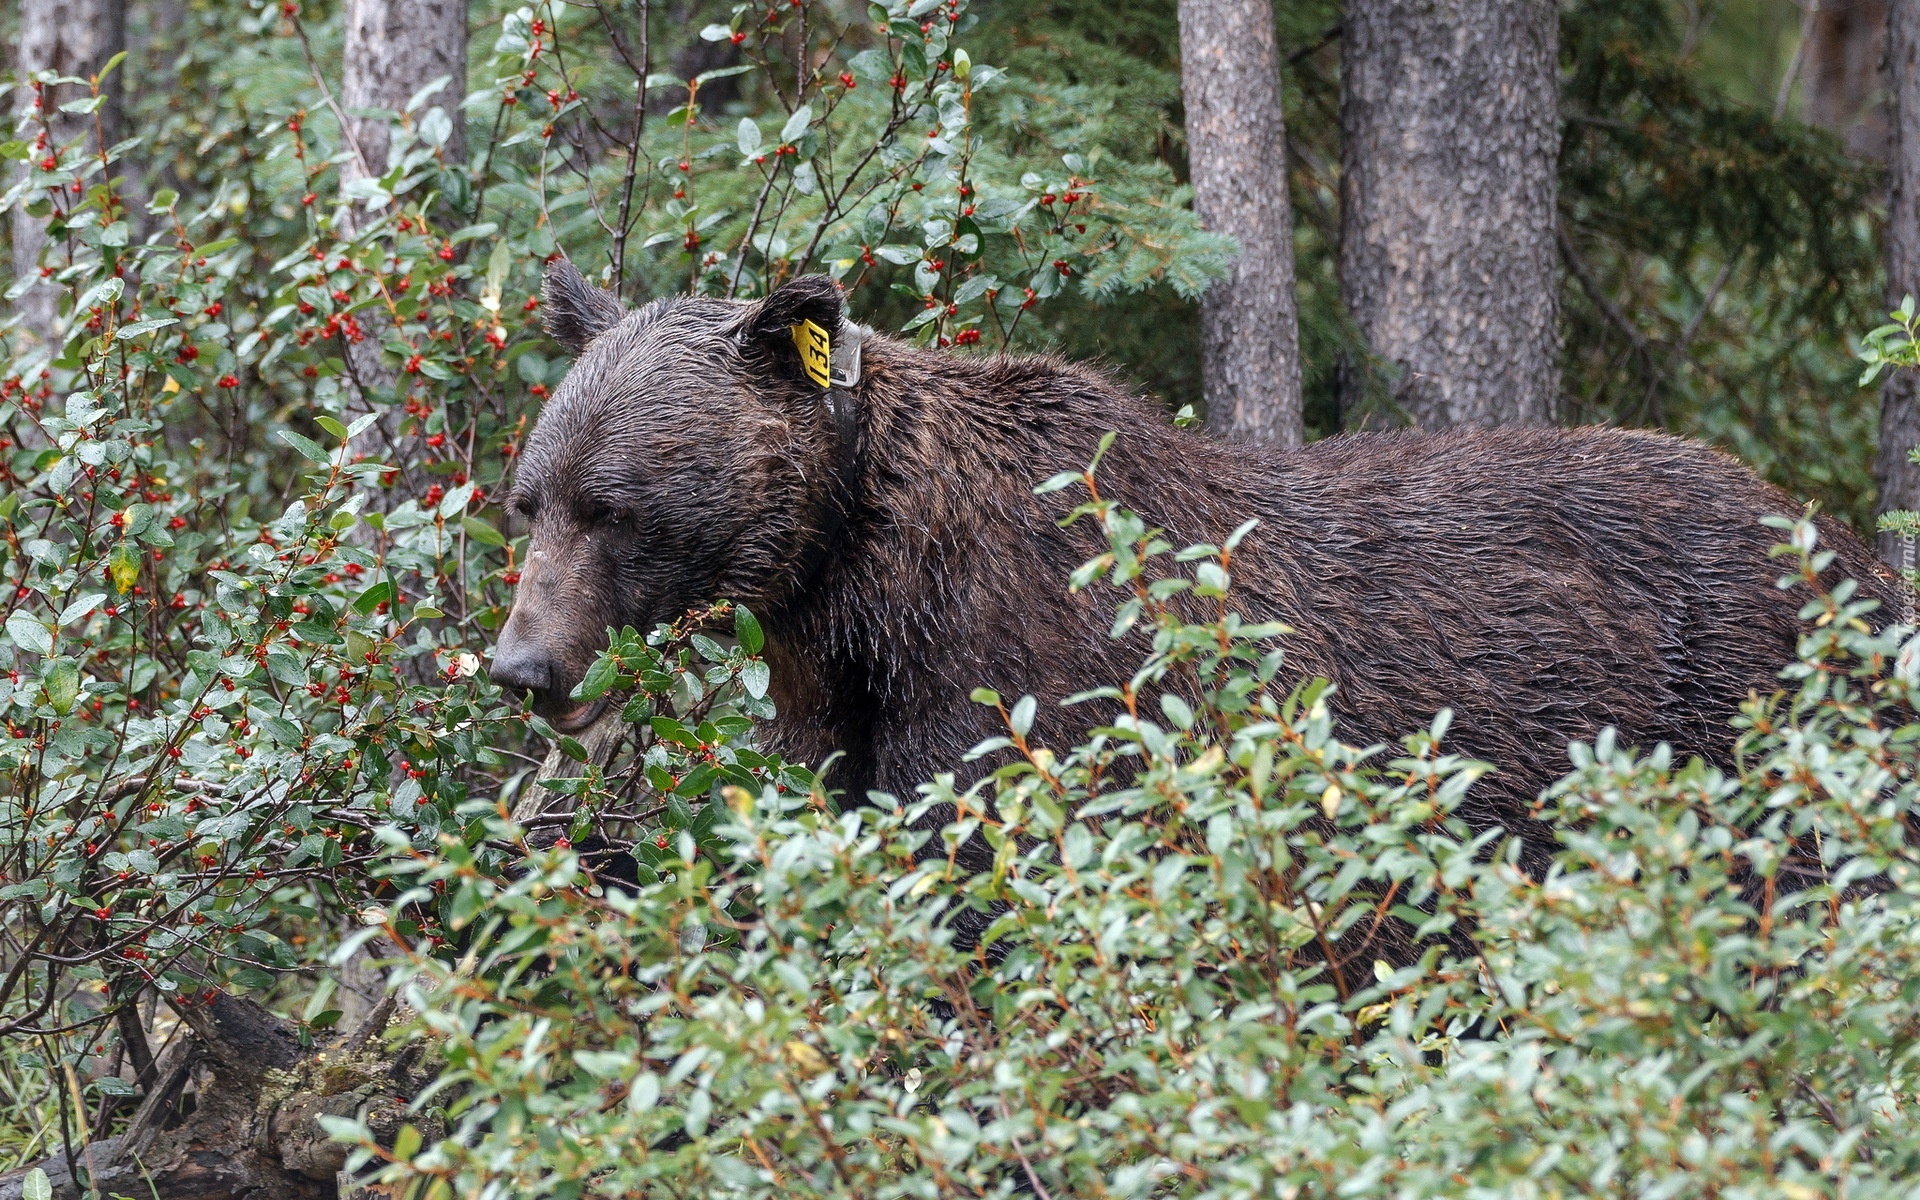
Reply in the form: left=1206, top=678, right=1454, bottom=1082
left=0, top=0, right=1895, bottom=525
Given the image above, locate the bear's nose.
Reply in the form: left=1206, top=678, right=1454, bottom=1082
left=491, top=639, right=554, bottom=693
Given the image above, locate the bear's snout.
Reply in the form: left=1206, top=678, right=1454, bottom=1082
left=491, top=624, right=609, bottom=732
left=490, top=540, right=614, bottom=732
left=490, top=634, right=554, bottom=694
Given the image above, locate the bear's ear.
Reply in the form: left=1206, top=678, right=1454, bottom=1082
left=542, top=257, right=626, bottom=354
left=737, top=275, right=846, bottom=389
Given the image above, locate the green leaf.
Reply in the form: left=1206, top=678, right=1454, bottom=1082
left=741, top=659, right=770, bottom=699
left=73, top=277, right=124, bottom=313
left=57, top=592, right=106, bottom=627
left=353, top=581, right=393, bottom=614
left=575, top=656, right=619, bottom=702
left=279, top=429, right=333, bottom=465
left=694, top=63, right=755, bottom=85
left=734, top=605, right=764, bottom=655
left=113, top=316, right=178, bottom=341
left=780, top=104, right=813, bottom=144
left=574, top=1050, right=633, bottom=1078
left=23, top=1167, right=50, bottom=1200
left=262, top=716, right=304, bottom=747
left=461, top=516, right=507, bottom=548
left=650, top=717, right=701, bottom=749
left=6, top=612, right=53, bottom=656
left=42, top=659, right=79, bottom=714
left=392, top=1124, right=423, bottom=1162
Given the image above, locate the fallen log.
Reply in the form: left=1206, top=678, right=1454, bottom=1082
left=0, top=984, right=432, bottom=1200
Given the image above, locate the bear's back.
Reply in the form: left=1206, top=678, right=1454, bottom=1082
left=1202, top=425, right=1894, bottom=871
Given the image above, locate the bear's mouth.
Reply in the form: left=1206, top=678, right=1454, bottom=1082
left=542, top=694, right=611, bottom=734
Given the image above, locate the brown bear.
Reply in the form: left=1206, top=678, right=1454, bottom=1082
left=492, top=262, right=1901, bottom=877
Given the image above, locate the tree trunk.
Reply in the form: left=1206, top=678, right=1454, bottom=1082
left=1177, top=0, right=1305, bottom=447
left=1881, top=0, right=1920, bottom=566
left=335, top=0, right=469, bottom=507
left=1802, top=0, right=1890, bottom=161
left=336, top=0, right=469, bottom=397
left=1337, top=0, right=1560, bottom=429
left=9, top=0, right=126, bottom=346
left=340, top=0, right=468, bottom=187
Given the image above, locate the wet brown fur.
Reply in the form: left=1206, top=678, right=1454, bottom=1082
left=495, top=266, right=1901, bottom=878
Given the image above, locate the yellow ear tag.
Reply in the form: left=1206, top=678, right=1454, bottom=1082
left=791, top=319, right=832, bottom=389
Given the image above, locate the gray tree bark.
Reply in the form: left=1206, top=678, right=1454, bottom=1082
left=340, top=0, right=468, bottom=187
left=1801, top=0, right=1889, bottom=161
left=1880, top=0, right=1920, bottom=566
left=9, top=0, right=126, bottom=345
left=334, top=0, right=468, bottom=516
left=1177, top=0, right=1304, bottom=447
left=1337, top=0, right=1560, bottom=429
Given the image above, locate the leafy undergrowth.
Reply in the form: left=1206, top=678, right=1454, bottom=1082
left=323, top=491, right=1920, bottom=1199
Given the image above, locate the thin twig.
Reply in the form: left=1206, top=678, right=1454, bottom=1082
left=594, top=0, right=653, bottom=294
left=1774, top=1, right=1820, bottom=120
left=289, top=13, right=375, bottom=181
left=998, top=1098, right=1056, bottom=1200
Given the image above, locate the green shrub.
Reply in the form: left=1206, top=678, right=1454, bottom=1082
left=0, top=0, right=1229, bottom=1163
left=324, top=472, right=1920, bottom=1199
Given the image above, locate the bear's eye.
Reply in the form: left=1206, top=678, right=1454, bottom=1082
left=508, top=494, right=539, bottom=521
left=580, top=502, right=625, bottom=528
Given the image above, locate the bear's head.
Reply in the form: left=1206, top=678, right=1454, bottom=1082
left=490, top=258, right=852, bottom=730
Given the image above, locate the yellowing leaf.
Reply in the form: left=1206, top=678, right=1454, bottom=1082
left=480, top=238, right=510, bottom=314
left=783, top=1039, right=828, bottom=1075
left=108, top=541, right=140, bottom=594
